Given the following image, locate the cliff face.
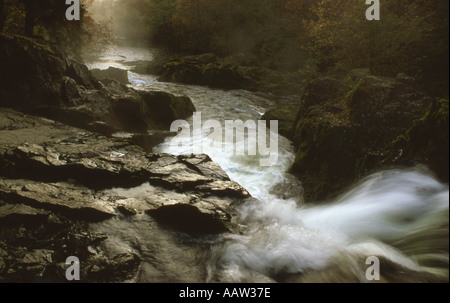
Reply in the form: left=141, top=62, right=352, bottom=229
left=264, top=69, right=448, bottom=202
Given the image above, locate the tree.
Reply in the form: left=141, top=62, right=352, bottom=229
left=0, top=0, right=5, bottom=32
left=22, top=0, right=35, bottom=36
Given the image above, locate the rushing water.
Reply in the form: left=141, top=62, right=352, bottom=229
left=86, top=45, right=449, bottom=283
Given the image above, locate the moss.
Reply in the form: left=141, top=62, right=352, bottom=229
left=401, top=98, right=449, bottom=181
left=344, top=78, right=363, bottom=105
left=156, top=55, right=307, bottom=95
left=261, top=105, right=300, bottom=137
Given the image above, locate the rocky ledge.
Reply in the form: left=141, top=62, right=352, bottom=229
left=0, top=34, right=195, bottom=139
left=0, top=108, right=252, bottom=282
left=133, top=53, right=309, bottom=96
left=0, top=36, right=255, bottom=282
left=0, top=35, right=254, bottom=282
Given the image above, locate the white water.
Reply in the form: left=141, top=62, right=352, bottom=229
left=86, top=45, right=449, bottom=283
left=208, top=168, right=449, bottom=282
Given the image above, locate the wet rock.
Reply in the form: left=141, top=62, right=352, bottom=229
left=159, top=59, right=248, bottom=89
left=66, top=61, right=99, bottom=90
left=80, top=252, right=141, bottom=282
left=261, top=104, right=300, bottom=137
left=128, top=130, right=174, bottom=152
left=0, top=38, right=253, bottom=280
left=1, top=247, right=54, bottom=282
left=269, top=174, right=304, bottom=205
left=104, top=182, right=240, bottom=234
left=127, top=60, right=153, bottom=74
left=0, top=110, right=245, bottom=200
left=148, top=203, right=230, bottom=236
left=111, top=94, right=151, bottom=133
left=0, top=179, right=117, bottom=221
left=0, top=227, right=140, bottom=283
left=0, top=109, right=248, bottom=236
left=195, top=181, right=250, bottom=198
left=139, top=91, right=196, bottom=128
left=91, top=67, right=130, bottom=84
left=0, top=204, right=50, bottom=226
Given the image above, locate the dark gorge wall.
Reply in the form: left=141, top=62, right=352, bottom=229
left=263, top=69, right=448, bottom=202
left=0, top=34, right=196, bottom=135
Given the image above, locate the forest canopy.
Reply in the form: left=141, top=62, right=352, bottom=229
left=98, top=0, right=448, bottom=95
left=1, top=0, right=448, bottom=95
left=0, top=0, right=112, bottom=59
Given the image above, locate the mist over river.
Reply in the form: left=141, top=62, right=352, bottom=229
left=85, top=45, right=449, bottom=283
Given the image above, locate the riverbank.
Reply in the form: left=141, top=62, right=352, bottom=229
left=124, top=51, right=312, bottom=96
left=130, top=47, right=449, bottom=202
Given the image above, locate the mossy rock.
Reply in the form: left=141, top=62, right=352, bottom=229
left=154, top=55, right=308, bottom=95
left=401, top=98, right=449, bottom=181
left=139, top=91, right=196, bottom=128
left=288, top=71, right=433, bottom=202
left=110, top=96, right=150, bottom=133
left=261, top=105, right=300, bottom=138
left=91, top=67, right=129, bottom=84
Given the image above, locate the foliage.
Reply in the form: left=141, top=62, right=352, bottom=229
left=136, top=0, right=311, bottom=71
left=301, top=0, right=449, bottom=94
left=1, top=0, right=447, bottom=94
left=0, top=0, right=113, bottom=60
left=139, top=0, right=448, bottom=94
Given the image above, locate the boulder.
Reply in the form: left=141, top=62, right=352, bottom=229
left=126, top=60, right=155, bottom=75
left=386, top=98, right=449, bottom=181
left=139, top=91, right=196, bottom=128
left=154, top=55, right=308, bottom=95
left=147, top=203, right=230, bottom=236
left=261, top=104, right=300, bottom=138
left=0, top=34, right=194, bottom=138
left=288, top=71, right=433, bottom=201
left=110, top=94, right=151, bottom=133
left=91, top=67, right=130, bottom=84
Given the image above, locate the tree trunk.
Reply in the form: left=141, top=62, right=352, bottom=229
left=24, top=0, right=35, bottom=36
left=0, top=0, right=5, bottom=32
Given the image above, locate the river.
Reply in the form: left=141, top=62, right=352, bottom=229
left=85, top=45, right=449, bottom=283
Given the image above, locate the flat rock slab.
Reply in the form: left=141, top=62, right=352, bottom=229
left=0, top=108, right=250, bottom=230
left=0, top=108, right=254, bottom=282
left=0, top=178, right=117, bottom=221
